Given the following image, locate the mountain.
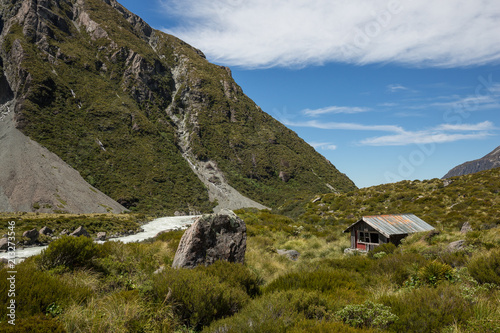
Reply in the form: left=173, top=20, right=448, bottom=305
left=443, top=145, right=500, bottom=179
left=0, top=0, right=356, bottom=214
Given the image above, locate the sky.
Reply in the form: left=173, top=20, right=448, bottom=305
left=118, top=0, right=500, bottom=188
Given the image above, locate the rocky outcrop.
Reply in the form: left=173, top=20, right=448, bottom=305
left=96, top=232, right=106, bottom=241
left=172, top=210, right=246, bottom=268
left=70, top=226, right=90, bottom=237
left=443, top=145, right=500, bottom=178
left=0, top=238, right=8, bottom=250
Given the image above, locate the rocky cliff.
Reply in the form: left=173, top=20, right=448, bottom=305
left=0, top=0, right=356, bottom=214
left=443, top=145, right=500, bottom=179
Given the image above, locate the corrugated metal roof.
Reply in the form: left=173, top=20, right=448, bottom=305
left=343, top=214, right=434, bottom=238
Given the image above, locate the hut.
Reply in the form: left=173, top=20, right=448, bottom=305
left=343, top=214, right=434, bottom=252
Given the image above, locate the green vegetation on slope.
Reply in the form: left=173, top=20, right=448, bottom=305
left=1, top=169, right=498, bottom=332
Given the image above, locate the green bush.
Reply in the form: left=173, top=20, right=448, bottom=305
left=204, top=290, right=334, bottom=333
left=380, top=284, right=473, bottom=333
left=368, top=243, right=396, bottom=258
left=0, top=260, right=91, bottom=319
left=375, top=253, right=428, bottom=286
left=417, top=260, right=454, bottom=286
left=468, top=249, right=500, bottom=285
left=198, top=261, right=263, bottom=297
left=36, top=236, right=103, bottom=270
left=264, top=269, right=363, bottom=295
left=0, top=314, right=66, bottom=332
left=336, top=301, right=398, bottom=330
left=151, top=267, right=250, bottom=330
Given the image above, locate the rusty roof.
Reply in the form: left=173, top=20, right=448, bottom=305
left=343, top=214, right=434, bottom=238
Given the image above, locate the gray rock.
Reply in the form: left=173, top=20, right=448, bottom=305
left=460, top=222, right=473, bottom=234
left=39, top=226, right=53, bottom=236
left=96, top=232, right=106, bottom=241
left=70, top=226, right=90, bottom=237
left=23, top=228, right=39, bottom=243
left=60, top=229, right=69, bottom=236
left=172, top=209, right=246, bottom=268
left=277, top=249, right=300, bottom=261
left=448, top=240, right=466, bottom=252
left=0, top=238, right=8, bottom=250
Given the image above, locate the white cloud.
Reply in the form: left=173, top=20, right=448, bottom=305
left=160, top=0, right=500, bottom=68
left=283, top=119, right=405, bottom=133
left=302, top=106, right=370, bottom=116
left=310, top=142, right=338, bottom=150
left=435, top=121, right=495, bottom=131
left=359, top=121, right=495, bottom=146
left=387, top=84, right=408, bottom=93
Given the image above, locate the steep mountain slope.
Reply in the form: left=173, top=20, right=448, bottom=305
left=0, top=0, right=356, bottom=214
left=443, top=145, right=500, bottom=178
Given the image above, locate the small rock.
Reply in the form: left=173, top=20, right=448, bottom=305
left=460, top=222, right=473, bottom=234
left=60, top=229, right=69, bottom=236
left=23, top=228, right=39, bottom=243
left=0, top=238, right=8, bottom=250
left=448, top=240, right=466, bottom=252
left=70, top=226, right=90, bottom=237
left=312, top=197, right=321, bottom=203
left=39, top=226, right=53, bottom=236
left=96, top=232, right=106, bottom=241
left=277, top=249, right=300, bottom=261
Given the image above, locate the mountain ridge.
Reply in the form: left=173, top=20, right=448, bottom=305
left=443, top=145, right=500, bottom=179
left=0, top=0, right=356, bottom=214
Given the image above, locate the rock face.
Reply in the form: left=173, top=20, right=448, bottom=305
left=443, top=145, right=500, bottom=178
left=39, top=226, right=53, bottom=236
left=172, top=210, right=246, bottom=268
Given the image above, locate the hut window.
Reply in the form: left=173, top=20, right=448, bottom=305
left=358, top=231, right=379, bottom=244
left=370, top=233, right=379, bottom=244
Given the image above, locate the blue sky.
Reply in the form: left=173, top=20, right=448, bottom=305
left=119, top=0, right=500, bottom=188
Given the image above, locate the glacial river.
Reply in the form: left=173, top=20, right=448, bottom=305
left=0, top=215, right=198, bottom=262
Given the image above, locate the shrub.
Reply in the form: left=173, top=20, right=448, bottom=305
left=375, top=253, right=428, bottom=286
left=0, top=314, right=66, bottom=332
left=264, top=268, right=363, bottom=295
left=380, top=284, right=473, bottom=333
left=336, top=301, right=398, bottom=330
left=198, top=261, right=263, bottom=297
left=368, top=242, right=396, bottom=258
left=151, top=268, right=249, bottom=330
left=288, top=319, right=376, bottom=333
left=0, top=260, right=91, bottom=319
left=36, top=236, right=103, bottom=270
left=417, top=260, right=454, bottom=286
left=468, top=249, right=500, bottom=285
left=204, top=290, right=334, bottom=333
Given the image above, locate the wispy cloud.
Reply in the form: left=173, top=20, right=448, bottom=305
left=387, top=84, right=408, bottom=93
left=359, top=121, right=496, bottom=146
left=283, top=120, right=405, bottom=133
left=302, top=106, right=370, bottom=116
left=160, top=0, right=500, bottom=68
left=310, top=142, right=338, bottom=151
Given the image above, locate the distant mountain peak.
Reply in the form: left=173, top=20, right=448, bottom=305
left=443, top=145, right=500, bottom=179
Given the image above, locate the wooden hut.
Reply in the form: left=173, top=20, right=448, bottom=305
left=343, top=214, right=434, bottom=252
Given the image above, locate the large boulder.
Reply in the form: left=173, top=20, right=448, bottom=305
left=172, top=210, right=246, bottom=268
left=23, top=228, right=39, bottom=243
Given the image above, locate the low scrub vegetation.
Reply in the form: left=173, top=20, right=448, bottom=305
left=1, top=169, right=499, bottom=332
